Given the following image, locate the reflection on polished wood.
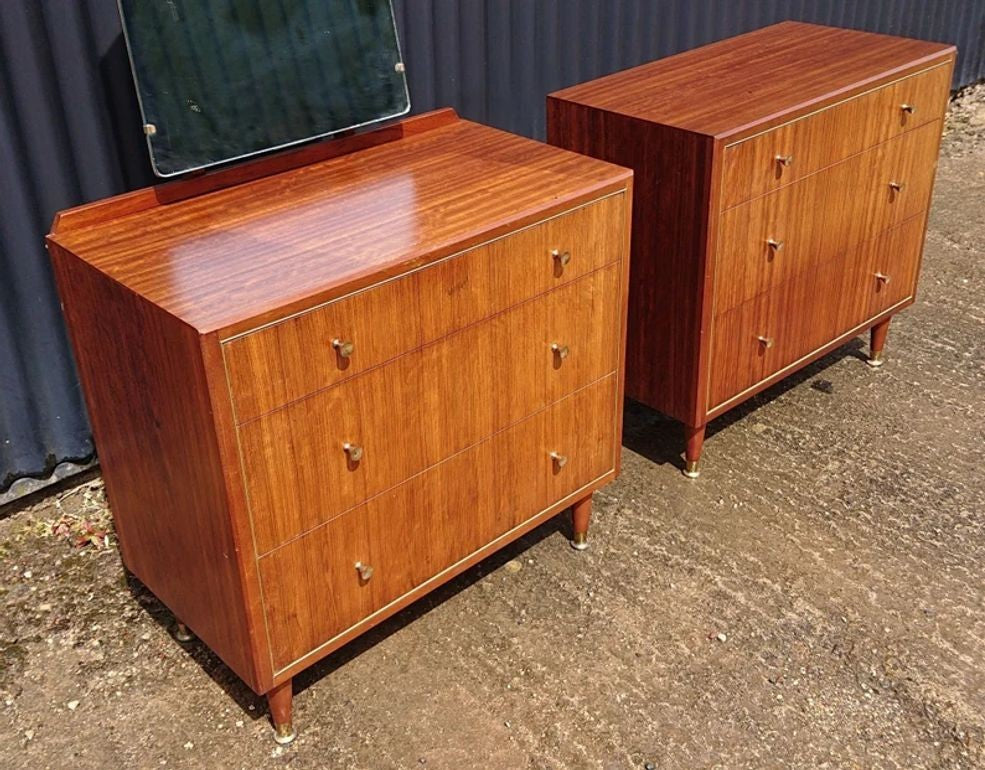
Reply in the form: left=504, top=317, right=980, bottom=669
left=548, top=21, right=954, bottom=473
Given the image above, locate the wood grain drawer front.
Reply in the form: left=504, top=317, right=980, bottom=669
left=259, top=375, right=618, bottom=672
left=715, top=119, right=942, bottom=316
left=721, top=63, right=950, bottom=209
left=239, top=264, right=622, bottom=554
left=829, top=213, right=926, bottom=336
left=224, top=193, right=625, bottom=423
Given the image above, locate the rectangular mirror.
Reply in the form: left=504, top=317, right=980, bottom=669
left=118, top=0, right=410, bottom=177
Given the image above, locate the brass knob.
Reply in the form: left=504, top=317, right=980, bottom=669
left=332, top=338, right=355, bottom=358
left=889, top=181, right=906, bottom=192
left=875, top=272, right=892, bottom=285
left=551, top=342, right=570, bottom=362
left=767, top=238, right=785, bottom=252
left=550, top=451, right=568, bottom=469
left=551, top=249, right=572, bottom=270
left=775, top=154, right=794, bottom=167
left=354, top=561, right=374, bottom=582
left=757, top=335, right=775, bottom=349
left=343, top=442, right=363, bottom=462
left=901, top=103, right=916, bottom=115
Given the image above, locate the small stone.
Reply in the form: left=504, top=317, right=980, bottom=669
left=716, top=633, right=728, bottom=643
left=504, top=560, right=522, bottom=574
left=183, top=741, right=194, bottom=750
left=235, top=720, right=244, bottom=728
left=24, top=730, right=35, bottom=741
left=140, top=632, right=151, bottom=641
left=645, top=763, right=656, bottom=770
left=22, top=571, right=32, bottom=579
left=38, top=603, right=52, bottom=612
left=67, top=700, right=80, bottom=711
left=811, top=379, right=835, bottom=394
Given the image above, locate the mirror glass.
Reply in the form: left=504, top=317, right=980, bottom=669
left=118, top=0, right=410, bottom=177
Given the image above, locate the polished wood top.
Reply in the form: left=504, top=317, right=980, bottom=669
left=49, top=110, right=630, bottom=336
left=549, top=22, right=954, bottom=140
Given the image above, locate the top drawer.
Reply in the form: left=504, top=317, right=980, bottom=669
left=721, top=62, right=951, bottom=210
left=223, top=193, right=626, bottom=423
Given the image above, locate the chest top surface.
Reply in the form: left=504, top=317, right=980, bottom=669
left=49, top=112, right=630, bottom=336
left=549, top=21, right=954, bottom=139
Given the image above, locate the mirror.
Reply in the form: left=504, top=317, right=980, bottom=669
left=118, top=0, right=410, bottom=177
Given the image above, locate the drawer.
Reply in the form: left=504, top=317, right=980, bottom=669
left=829, top=213, right=926, bottom=336
left=258, top=374, right=618, bottom=672
left=721, top=62, right=950, bottom=209
left=224, top=193, right=626, bottom=422
left=715, top=119, right=942, bottom=316
left=708, top=270, right=823, bottom=409
left=238, top=263, right=622, bottom=553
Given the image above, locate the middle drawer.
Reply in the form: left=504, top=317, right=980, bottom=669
left=238, top=263, right=621, bottom=554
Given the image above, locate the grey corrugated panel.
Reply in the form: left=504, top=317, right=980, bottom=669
left=1, top=0, right=983, bottom=495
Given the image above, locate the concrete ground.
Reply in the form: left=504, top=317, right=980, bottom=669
left=2, top=87, right=984, bottom=770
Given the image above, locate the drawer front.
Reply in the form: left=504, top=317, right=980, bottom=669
left=829, top=213, right=926, bottom=336
left=708, top=271, right=823, bottom=409
left=721, top=62, right=950, bottom=209
left=224, top=193, right=625, bottom=423
left=709, top=214, right=927, bottom=410
left=239, top=263, right=622, bottom=554
left=715, top=119, right=942, bottom=316
left=259, top=375, right=618, bottom=672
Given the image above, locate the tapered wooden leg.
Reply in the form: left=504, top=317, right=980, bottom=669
left=173, top=619, right=194, bottom=643
left=570, top=495, right=592, bottom=551
left=868, top=318, right=891, bottom=368
left=684, top=424, right=706, bottom=479
left=268, top=679, right=296, bottom=745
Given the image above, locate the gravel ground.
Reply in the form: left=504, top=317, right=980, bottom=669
left=1, top=85, right=984, bottom=770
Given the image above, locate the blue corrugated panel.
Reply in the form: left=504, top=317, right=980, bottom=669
left=1, top=0, right=982, bottom=496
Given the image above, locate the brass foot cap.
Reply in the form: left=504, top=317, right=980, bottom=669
left=570, top=532, right=589, bottom=551
left=273, top=724, right=297, bottom=745
left=866, top=351, right=884, bottom=368
left=683, top=461, right=700, bottom=479
left=174, top=623, right=195, bottom=643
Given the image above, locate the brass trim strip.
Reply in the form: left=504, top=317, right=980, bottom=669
left=219, top=190, right=627, bottom=343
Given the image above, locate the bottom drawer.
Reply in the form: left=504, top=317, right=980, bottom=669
left=830, top=213, right=925, bottom=337
left=259, top=374, right=618, bottom=672
left=709, top=214, right=927, bottom=410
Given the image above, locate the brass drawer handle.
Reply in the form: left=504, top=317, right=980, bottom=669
left=889, top=181, right=906, bottom=192
left=354, top=561, right=374, bottom=582
left=551, top=342, right=570, bottom=362
left=332, top=338, right=355, bottom=358
left=550, top=451, right=568, bottom=469
left=775, top=154, right=794, bottom=168
left=767, top=238, right=785, bottom=252
left=900, top=103, right=916, bottom=115
left=551, top=249, right=572, bottom=271
left=343, top=442, right=363, bottom=463
left=757, top=335, right=775, bottom=349
left=875, top=272, right=892, bottom=285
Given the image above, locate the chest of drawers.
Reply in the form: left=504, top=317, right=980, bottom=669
left=47, top=109, right=631, bottom=742
left=547, top=21, right=954, bottom=476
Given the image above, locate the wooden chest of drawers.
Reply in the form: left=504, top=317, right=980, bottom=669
left=46, top=109, right=631, bottom=741
left=547, top=21, right=954, bottom=475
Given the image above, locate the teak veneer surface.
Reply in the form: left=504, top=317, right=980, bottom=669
left=548, top=21, right=953, bottom=471
left=48, top=113, right=629, bottom=336
left=48, top=109, right=633, bottom=713
left=550, top=21, right=954, bottom=139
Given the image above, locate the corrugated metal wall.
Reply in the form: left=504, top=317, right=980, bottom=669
left=2, top=0, right=983, bottom=497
